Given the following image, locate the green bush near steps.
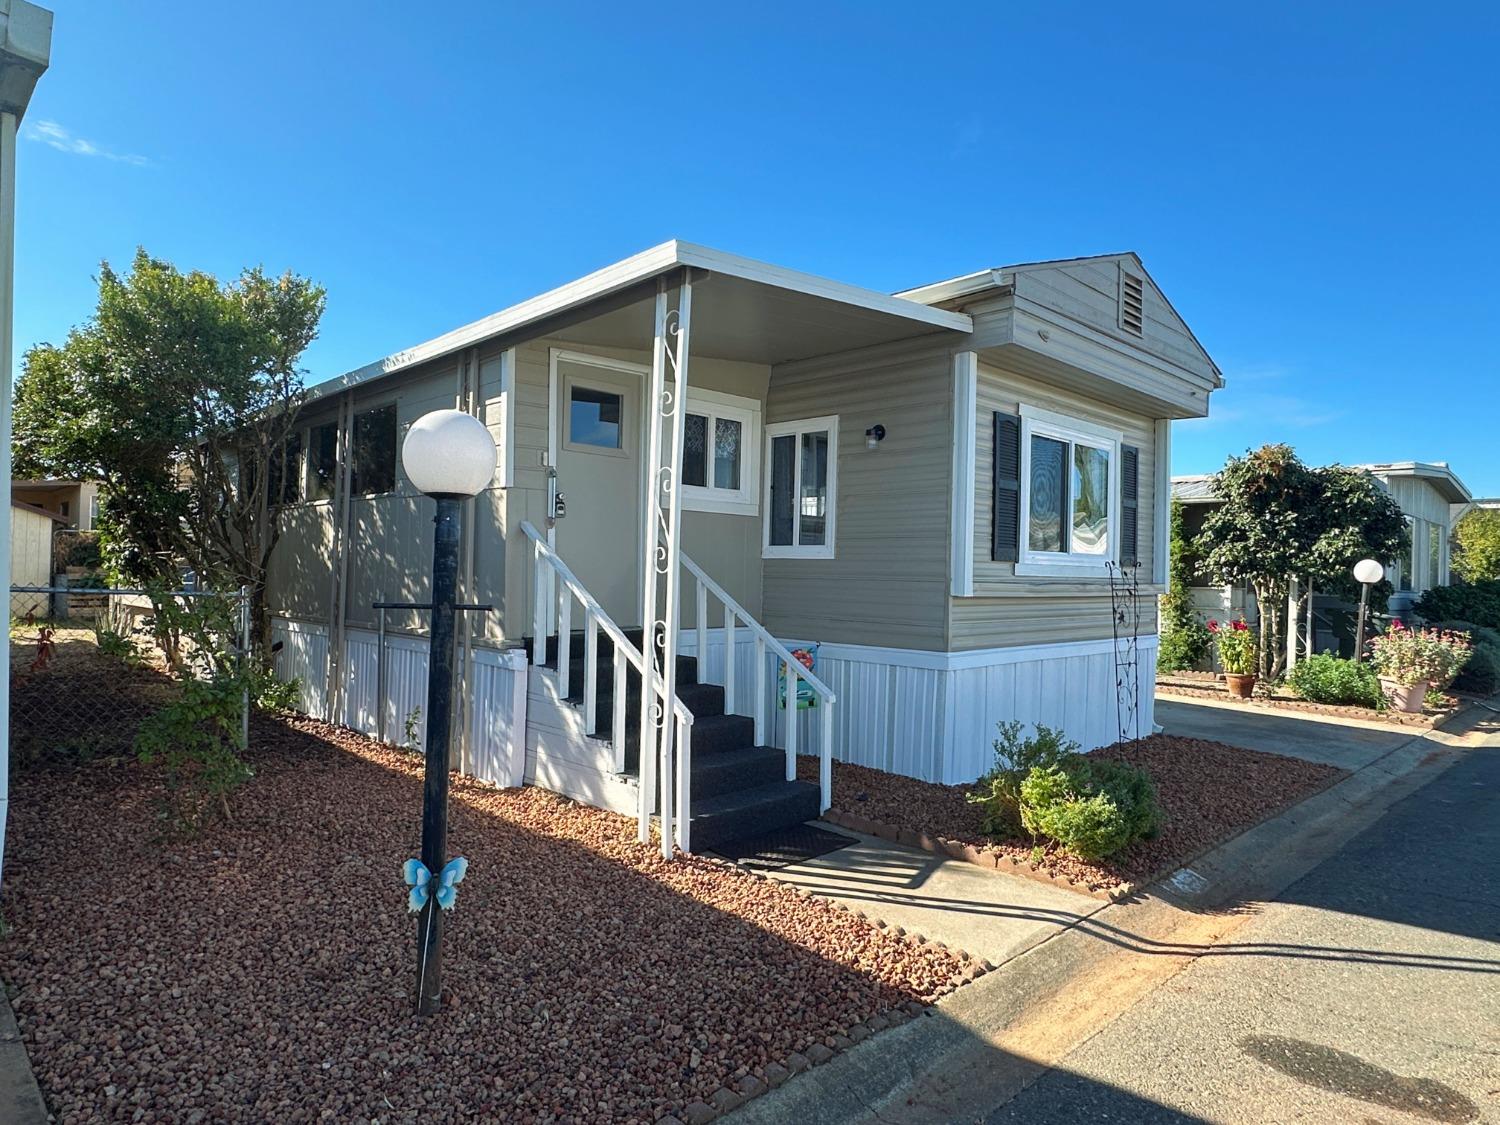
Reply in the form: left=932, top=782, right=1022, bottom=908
left=967, top=722, right=1162, bottom=862
left=1287, top=653, right=1384, bottom=709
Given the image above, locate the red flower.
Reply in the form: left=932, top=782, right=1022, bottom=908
left=1231, top=619, right=1249, bottom=632
left=1207, top=619, right=1221, bottom=633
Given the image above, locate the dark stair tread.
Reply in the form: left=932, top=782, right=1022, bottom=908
left=691, top=779, right=819, bottom=817
left=687, top=780, right=822, bottom=850
left=576, top=682, right=725, bottom=723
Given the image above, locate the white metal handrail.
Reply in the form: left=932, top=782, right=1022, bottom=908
left=520, top=522, right=693, bottom=856
left=679, top=550, right=836, bottom=812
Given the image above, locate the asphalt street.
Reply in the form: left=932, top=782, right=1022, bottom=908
left=986, top=742, right=1500, bottom=1124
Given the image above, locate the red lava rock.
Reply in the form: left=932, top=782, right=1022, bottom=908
left=804, top=736, right=1345, bottom=894
left=1, top=713, right=972, bottom=1123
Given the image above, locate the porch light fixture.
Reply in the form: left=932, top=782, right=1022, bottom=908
left=400, top=409, right=496, bottom=1015
left=865, top=424, right=886, bottom=450
left=1352, top=558, right=1384, bottom=662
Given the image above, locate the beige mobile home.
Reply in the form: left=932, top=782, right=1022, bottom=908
left=265, top=243, right=1221, bottom=850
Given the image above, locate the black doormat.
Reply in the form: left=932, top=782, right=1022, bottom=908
left=709, top=823, right=856, bottom=871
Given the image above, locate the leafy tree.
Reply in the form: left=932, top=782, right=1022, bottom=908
left=1158, top=499, right=1212, bottom=671
left=1193, top=444, right=1407, bottom=678
left=1452, top=508, right=1500, bottom=584
left=13, top=249, right=325, bottom=653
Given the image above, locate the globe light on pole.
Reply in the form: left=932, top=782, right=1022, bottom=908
left=1352, top=558, right=1384, bottom=663
left=401, top=410, right=496, bottom=1015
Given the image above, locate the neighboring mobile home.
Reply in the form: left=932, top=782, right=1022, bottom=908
left=1172, top=460, right=1472, bottom=656
left=11, top=477, right=100, bottom=529
left=9, top=500, right=64, bottom=618
left=264, top=243, right=1221, bottom=851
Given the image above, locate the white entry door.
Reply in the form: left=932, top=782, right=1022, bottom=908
left=553, top=355, right=645, bottom=627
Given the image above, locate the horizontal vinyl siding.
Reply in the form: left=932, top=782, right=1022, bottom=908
left=955, top=359, right=1161, bottom=650
left=762, top=344, right=955, bottom=651
left=1014, top=260, right=1214, bottom=385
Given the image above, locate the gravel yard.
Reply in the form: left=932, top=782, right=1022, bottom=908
left=0, top=715, right=973, bottom=1124
left=802, top=735, right=1347, bottom=893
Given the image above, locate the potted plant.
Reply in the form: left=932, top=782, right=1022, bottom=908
left=1368, top=622, right=1473, bottom=712
left=1208, top=616, right=1257, bottom=698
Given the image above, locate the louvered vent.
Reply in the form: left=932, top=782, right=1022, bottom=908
left=1120, top=271, right=1144, bottom=336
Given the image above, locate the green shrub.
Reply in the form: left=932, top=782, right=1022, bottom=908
left=1416, top=582, right=1500, bottom=631
left=94, top=624, right=142, bottom=665
left=1157, top=499, right=1212, bottom=672
left=1287, top=653, right=1384, bottom=709
left=1021, top=768, right=1128, bottom=860
left=1454, top=644, right=1500, bottom=695
left=966, top=721, right=1076, bottom=836
left=1158, top=620, right=1212, bottom=673
left=1088, top=757, right=1163, bottom=840
left=1015, top=753, right=1161, bottom=861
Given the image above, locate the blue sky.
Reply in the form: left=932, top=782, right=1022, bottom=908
left=16, top=2, right=1500, bottom=493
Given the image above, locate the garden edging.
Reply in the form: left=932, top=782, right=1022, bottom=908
left=1155, top=682, right=1486, bottom=732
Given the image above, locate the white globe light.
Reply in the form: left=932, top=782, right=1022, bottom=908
left=1352, top=558, right=1384, bottom=585
left=401, top=410, right=497, bottom=498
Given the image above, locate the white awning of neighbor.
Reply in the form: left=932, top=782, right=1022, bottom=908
left=307, top=241, right=974, bottom=402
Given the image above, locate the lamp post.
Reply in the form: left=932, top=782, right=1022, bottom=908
left=401, top=409, right=496, bottom=1016
left=1352, top=558, right=1384, bottom=662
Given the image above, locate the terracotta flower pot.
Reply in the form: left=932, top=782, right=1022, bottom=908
left=1380, top=677, right=1429, bottom=713
left=1225, top=672, right=1257, bottom=699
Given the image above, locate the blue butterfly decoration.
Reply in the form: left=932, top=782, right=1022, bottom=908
left=403, top=856, right=468, bottom=913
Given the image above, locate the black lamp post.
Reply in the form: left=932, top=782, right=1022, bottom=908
left=400, top=409, right=497, bottom=1016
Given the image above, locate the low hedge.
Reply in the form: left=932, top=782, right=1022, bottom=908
left=1417, top=582, right=1500, bottom=631
left=1287, top=653, right=1383, bottom=709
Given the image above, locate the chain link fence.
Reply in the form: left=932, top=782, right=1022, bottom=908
left=8, top=586, right=249, bottom=767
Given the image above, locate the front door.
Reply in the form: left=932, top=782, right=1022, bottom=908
left=553, top=355, right=645, bottom=626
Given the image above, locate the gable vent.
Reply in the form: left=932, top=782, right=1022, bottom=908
left=1119, top=270, right=1144, bottom=336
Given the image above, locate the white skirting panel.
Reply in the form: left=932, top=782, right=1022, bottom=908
left=729, top=633, right=1160, bottom=787
left=268, top=617, right=527, bottom=789
left=270, top=619, right=330, bottom=721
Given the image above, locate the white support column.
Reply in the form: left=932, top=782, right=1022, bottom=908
left=0, top=1, right=54, bottom=889
left=948, top=351, right=977, bottom=597
left=1286, top=578, right=1300, bottom=672
left=637, top=286, right=669, bottom=846
left=655, top=279, right=692, bottom=860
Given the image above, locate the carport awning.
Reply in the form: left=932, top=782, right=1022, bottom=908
left=307, top=241, right=973, bottom=401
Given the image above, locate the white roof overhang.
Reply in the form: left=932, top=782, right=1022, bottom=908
left=307, top=241, right=972, bottom=403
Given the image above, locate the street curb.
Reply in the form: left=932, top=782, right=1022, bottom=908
left=726, top=725, right=1470, bottom=1125
left=0, top=985, right=47, bottom=1125
left=1155, top=685, right=1482, bottom=733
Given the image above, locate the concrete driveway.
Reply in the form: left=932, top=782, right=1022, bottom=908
left=1157, top=697, right=1416, bottom=771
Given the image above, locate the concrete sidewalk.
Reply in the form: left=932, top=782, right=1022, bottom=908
left=764, top=828, right=1101, bottom=969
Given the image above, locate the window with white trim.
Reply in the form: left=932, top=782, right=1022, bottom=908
left=764, top=415, right=838, bottom=559
left=1017, top=407, right=1122, bottom=576
left=682, top=388, right=760, bottom=516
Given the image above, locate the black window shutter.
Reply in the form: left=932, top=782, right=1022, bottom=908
left=1120, top=444, right=1140, bottom=567
left=992, top=412, right=1021, bottom=562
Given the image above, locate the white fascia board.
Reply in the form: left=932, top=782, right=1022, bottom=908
left=306, top=240, right=973, bottom=407
left=894, top=269, right=1008, bottom=306
left=306, top=241, right=683, bottom=404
